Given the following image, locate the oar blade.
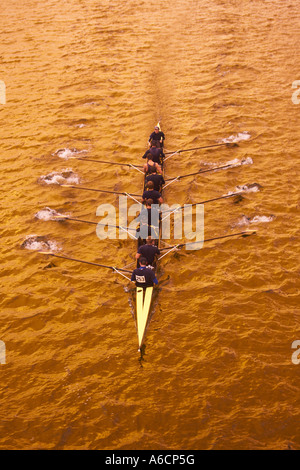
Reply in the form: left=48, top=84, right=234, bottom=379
left=52, top=215, right=68, bottom=220
left=241, top=230, right=257, bottom=237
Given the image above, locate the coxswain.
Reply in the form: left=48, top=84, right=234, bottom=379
left=145, top=166, right=165, bottom=192
left=142, top=141, right=164, bottom=165
left=136, top=236, right=160, bottom=268
left=131, top=257, right=158, bottom=287
left=143, top=157, right=162, bottom=175
left=148, top=125, right=165, bottom=148
left=142, top=181, right=163, bottom=205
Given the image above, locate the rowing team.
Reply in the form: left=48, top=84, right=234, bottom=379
left=131, top=126, right=166, bottom=290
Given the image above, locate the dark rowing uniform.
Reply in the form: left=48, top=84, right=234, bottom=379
left=131, top=266, right=158, bottom=287
left=149, top=131, right=165, bottom=147
left=137, top=205, right=160, bottom=239
left=142, top=147, right=164, bottom=164
left=138, top=244, right=160, bottom=267
left=145, top=174, right=165, bottom=192
left=142, top=189, right=162, bottom=205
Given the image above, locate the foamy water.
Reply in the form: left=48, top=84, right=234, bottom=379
left=220, top=131, right=252, bottom=144
left=21, top=235, right=61, bottom=252
left=53, top=148, right=88, bottom=160
left=38, top=169, right=80, bottom=185
left=35, top=207, right=67, bottom=221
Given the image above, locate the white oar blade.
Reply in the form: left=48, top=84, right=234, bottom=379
left=242, top=230, right=257, bottom=236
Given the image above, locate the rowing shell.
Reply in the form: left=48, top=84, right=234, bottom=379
left=136, top=286, right=153, bottom=349
left=135, top=122, right=163, bottom=350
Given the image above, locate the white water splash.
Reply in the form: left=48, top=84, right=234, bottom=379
left=35, top=207, right=67, bottom=221
left=236, top=215, right=275, bottom=226
left=224, top=158, right=241, bottom=167
left=21, top=235, right=61, bottom=252
left=53, top=148, right=87, bottom=160
left=220, top=131, right=251, bottom=144
left=250, top=215, right=275, bottom=224
left=225, top=183, right=262, bottom=196
left=241, top=156, right=253, bottom=165
left=226, top=156, right=253, bottom=167
left=38, top=169, right=80, bottom=185
left=202, top=156, right=253, bottom=169
left=239, top=184, right=261, bottom=193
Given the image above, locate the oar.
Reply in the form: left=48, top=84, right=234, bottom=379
left=61, top=136, right=248, bottom=168
left=161, top=191, right=244, bottom=217
left=53, top=215, right=98, bottom=226
left=159, top=230, right=257, bottom=252
left=61, top=142, right=236, bottom=167
left=164, top=163, right=239, bottom=183
left=52, top=215, right=138, bottom=238
left=39, top=252, right=132, bottom=277
left=164, top=142, right=237, bottom=156
left=69, top=156, right=144, bottom=169
left=61, top=185, right=142, bottom=198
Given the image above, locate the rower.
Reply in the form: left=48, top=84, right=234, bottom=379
left=136, top=198, right=160, bottom=240
left=142, top=181, right=163, bottom=205
left=145, top=166, right=165, bottom=192
left=131, top=257, right=158, bottom=287
left=148, top=125, right=165, bottom=148
left=136, top=236, right=160, bottom=268
left=142, top=141, right=164, bottom=165
left=143, top=157, right=162, bottom=175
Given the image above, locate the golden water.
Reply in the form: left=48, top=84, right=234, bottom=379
left=0, top=0, right=299, bottom=450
